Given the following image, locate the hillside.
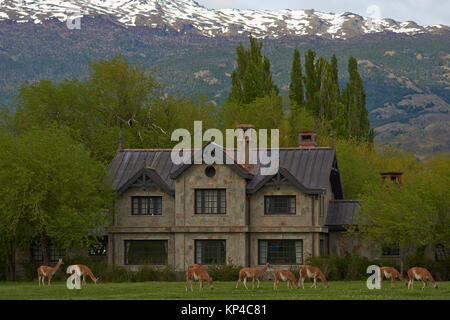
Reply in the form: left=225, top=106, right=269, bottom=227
left=0, top=12, right=448, bottom=157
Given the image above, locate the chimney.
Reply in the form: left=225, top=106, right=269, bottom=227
left=298, top=130, right=316, bottom=148
left=380, top=172, right=403, bottom=185
left=237, top=124, right=255, bottom=168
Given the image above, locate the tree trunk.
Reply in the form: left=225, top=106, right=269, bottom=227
left=6, top=241, right=15, bottom=281
left=40, top=233, right=49, bottom=265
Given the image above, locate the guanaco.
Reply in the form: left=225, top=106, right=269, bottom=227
left=379, top=266, right=407, bottom=287
left=298, top=265, right=329, bottom=289
left=37, top=258, right=63, bottom=286
left=407, top=267, right=438, bottom=290
left=69, top=264, right=100, bottom=284
left=274, top=270, right=298, bottom=289
left=185, top=264, right=214, bottom=291
left=236, top=263, right=270, bottom=290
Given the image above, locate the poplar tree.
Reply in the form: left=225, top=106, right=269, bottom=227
left=304, top=49, right=317, bottom=115
left=227, top=36, right=279, bottom=105
left=342, top=56, right=372, bottom=142
left=288, top=48, right=304, bottom=107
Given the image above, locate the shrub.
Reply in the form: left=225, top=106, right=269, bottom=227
left=305, top=254, right=379, bottom=281
left=207, top=260, right=243, bottom=281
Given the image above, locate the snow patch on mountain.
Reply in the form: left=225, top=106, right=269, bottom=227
left=0, top=0, right=447, bottom=38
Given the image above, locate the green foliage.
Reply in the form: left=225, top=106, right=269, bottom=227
left=227, top=36, right=279, bottom=105
left=15, top=57, right=218, bottom=164
left=207, top=260, right=243, bottom=281
left=357, top=152, right=450, bottom=248
left=334, top=137, right=419, bottom=199
left=305, top=254, right=378, bottom=281
left=288, top=48, right=304, bottom=107
left=341, top=56, right=372, bottom=142
left=0, top=127, right=115, bottom=278
left=288, top=49, right=372, bottom=146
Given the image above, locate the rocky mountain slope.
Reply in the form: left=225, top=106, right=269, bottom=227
left=0, top=2, right=448, bottom=157
left=0, top=0, right=448, bottom=39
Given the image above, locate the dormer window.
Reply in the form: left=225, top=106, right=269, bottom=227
left=264, top=196, right=296, bottom=215
left=131, top=196, right=162, bottom=215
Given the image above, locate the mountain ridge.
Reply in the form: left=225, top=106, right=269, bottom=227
left=0, top=0, right=448, bottom=39
left=0, top=5, right=448, bottom=157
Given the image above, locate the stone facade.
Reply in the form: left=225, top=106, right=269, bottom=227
left=108, top=163, right=335, bottom=271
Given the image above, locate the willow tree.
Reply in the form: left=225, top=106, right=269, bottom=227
left=0, top=127, right=115, bottom=279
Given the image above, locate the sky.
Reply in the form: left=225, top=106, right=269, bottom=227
left=197, top=0, right=450, bottom=26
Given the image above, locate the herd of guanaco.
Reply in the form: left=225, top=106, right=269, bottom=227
left=186, top=264, right=437, bottom=291
left=37, top=259, right=100, bottom=286
left=38, top=259, right=438, bottom=291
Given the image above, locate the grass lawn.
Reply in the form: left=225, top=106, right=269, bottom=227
left=0, top=280, right=449, bottom=300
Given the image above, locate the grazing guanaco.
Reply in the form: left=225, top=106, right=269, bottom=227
left=274, top=270, right=298, bottom=289
left=37, top=258, right=63, bottom=286
left=69, top=264, right=100, bottom=284
left=185, top=264, right=214, bottom=291
left=379, top=266, right=407, bottom=287
left=298, top=265, right=329, bottom=289
left=236, top=263, right=270, bottom=290
left=407, top=267, right=438, bottom=290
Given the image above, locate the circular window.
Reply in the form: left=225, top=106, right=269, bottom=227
left=205, top=166, right=216, bottom=178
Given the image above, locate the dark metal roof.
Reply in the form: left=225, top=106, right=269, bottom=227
left=107, top=146, right=343, bottom=197
left=326, top=200, right=361, bottom=231
left=246, top=148, right=338, bottom=194
left=170, top=142, right=254, bottom=180
left=108, top=149, right=177, bottom=195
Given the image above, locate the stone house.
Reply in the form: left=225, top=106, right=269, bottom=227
left=11, top=128, right=447, bottom=280
left=105, top=127, right=366, bottom=272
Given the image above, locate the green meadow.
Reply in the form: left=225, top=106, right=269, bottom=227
left=0, top=281, right=448, bottom=300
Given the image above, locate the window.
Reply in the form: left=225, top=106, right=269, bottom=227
left=89, top=236, right=108, bottom=256
left=124, top=240, right=168, bottom=265
left=264, top=196, right=296, bottom=215
left=195, top=240, right=226, bottom=265
left=258, top=240, right=303, bottom=265
left=131, top=196, right=162, bottom=215
left=195, top=189, right=226, bottom=214
left=31, top=246, right=43, bottom=263
left=31, top=244, right=66, bottom=263
left=435, top=244, right=450, bottom=262
left=205, top=166, right=216, bottom=178
left=382, top=246, right=400, bottom=256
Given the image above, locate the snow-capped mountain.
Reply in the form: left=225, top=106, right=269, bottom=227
left=0, top=0, right=448, bottom=39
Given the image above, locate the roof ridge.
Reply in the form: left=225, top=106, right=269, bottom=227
left=121, top=147, right=334, bottom=151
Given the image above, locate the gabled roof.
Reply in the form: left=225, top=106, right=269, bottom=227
left=117, top=167, right=174, bottom=196
left=107, top=145, right=344, bottom=198
left=108, top=149, right=177, bottom=195
left=169, top=142, right=254, bottom=180
left=326, top=200, right=360, bottom=231
left=246, top=148, right=342, bottom=196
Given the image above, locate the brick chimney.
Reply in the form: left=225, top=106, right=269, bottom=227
left=237, top=124, right=256, bottom=168
left=380, top=172, right=403, bottom=185
left=298, top=130, right=316, bottom=148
